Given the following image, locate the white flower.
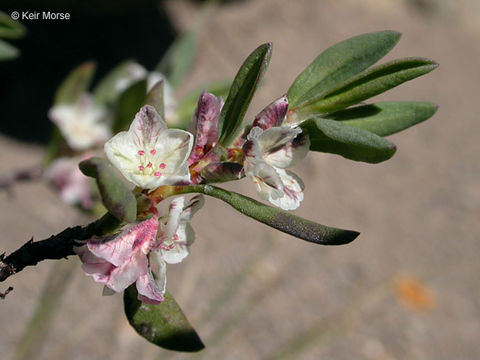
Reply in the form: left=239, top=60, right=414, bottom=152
left=104, top=105, right=193, bottom=190
left=243, top=126, right=310, bottom=210
left=76, top=195, right=204, bottom=304
left=156, top=195, right=204, bottom=264
left=49, top=95, right=111, bottom=151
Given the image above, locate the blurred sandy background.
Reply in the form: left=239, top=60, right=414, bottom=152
left=1, top=0, right=479, bottom=359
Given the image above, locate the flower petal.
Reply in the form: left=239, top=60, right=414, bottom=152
left=188, top=91, right=223, bottom=165
left=252, top=95, right=288, bottom=130
left=243, top=129, right=305, bottom=210
left=258, top=127, right=310, bottom=169
left=106, top=250, right=148, bottom=292
left=162, top=222, right=194, bottom=264
left=243, top=132, right=284, bottom=190
left=163, top=197, right=185, bottom=239
left=158, top=195, right=204, bottom=264
left=130, top=105, right=167, bottom=149
left=87, top=217, right=158, bottom=266
left=136, top=259, right=166, bottom=304
left=268, top=169, right=304, bottom=210
left=152, top=129, right=193, bottom=183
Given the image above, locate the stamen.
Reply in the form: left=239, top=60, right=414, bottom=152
left=160, top=243, right=175, bottom=251
left=159, top=163, right=166, bottom=169
left=138, top=150, right=145, bottom=156
left=154, top=172, right=162, bottom=177
left=150, top=149, right=156, bottom=155
left=138, top=165, right=144, bottom=171
left=147, top=162, right=153, bottom=168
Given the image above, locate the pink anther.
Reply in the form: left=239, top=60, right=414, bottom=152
left=150, top=149, right=156, bottom=155
left=138, top=150, right=145, bottom=156
left=154, top=172, right=162, bottom=177
left=147, top=162, right=153, bottom=168
left=138, top=165, right=144, bottom=171
left=159, top=163, right=166, bottom=169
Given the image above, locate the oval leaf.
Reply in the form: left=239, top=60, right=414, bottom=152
left=124, top=286, right=204, bottom=352
left=287, top=31, right=401, bottom=108
left=113, top=79, right=147, bottom=133
left=198, top=185, right=359, bottom=245
left=54, top=61, right=96, bottom=105
left=327, top=101, right=438, bottom=136
left=298, top=57, right=438, bottom=115
left=218, top=43, right=272, bottom=146
left=79, top=157, right=137, bottom=223
left=300, top=117, right=396, bottom=163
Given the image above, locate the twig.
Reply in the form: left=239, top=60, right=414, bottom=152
left=0, top=213, right=119, bottom=283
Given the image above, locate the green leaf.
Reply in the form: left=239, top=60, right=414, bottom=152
left=124, top=286, right=204, bottom=352
left=0, top=38, right=19, bottom=60
left=174, top=79, right=231, bottom=129
left=79, top=157, right=137, bottom=223
left=298, top=57, right=438, bottom=115
left=112, top=79, right=147, bottom=133
left=299, top=117, right=396, bottom=163
left=287, top=31, right=401, bottom=108
left=54, top=61, right=96, bottom=105
left=93, top=60, right=140, bottom=105
left=157, top=30, right=197, bottom=89
left=327, top=101, right=438, bottom=136
left=193, top=185, right=359, bottom=245
left=145, top=80, right=165, bottom=119
left=218, top=43, right=272, bottom=146
left=44, top=127, right=63, bottom=165
left=0, top=11, right=27, bottom=39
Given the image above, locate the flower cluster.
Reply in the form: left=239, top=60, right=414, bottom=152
left=45, top=63, right=177, bottom=210
left=77, top=91, right=311, bottom=303
left=76, top=195, right=203, bottom=304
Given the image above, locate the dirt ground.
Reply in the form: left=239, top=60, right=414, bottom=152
left=1, top=0, right=479, bottom=359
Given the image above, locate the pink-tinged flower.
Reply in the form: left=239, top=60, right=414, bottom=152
left=76, top=195, right=204, bottom=304
left=76, top=216, right=162, bottom=302
left=233, top=95, right=289, bottom=148
left=187, top=91, right=224, bottom=166
left=252, top=95, right=288, bottom=130
left=49, top=95, right=111, bottom=151
left=157, top=195, right=204, bottom=264
left=243, top=126, right=310, bottom=210
left=104, top=105, right=193, bottom=190
left=44, top=156, right=94, bottom=209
